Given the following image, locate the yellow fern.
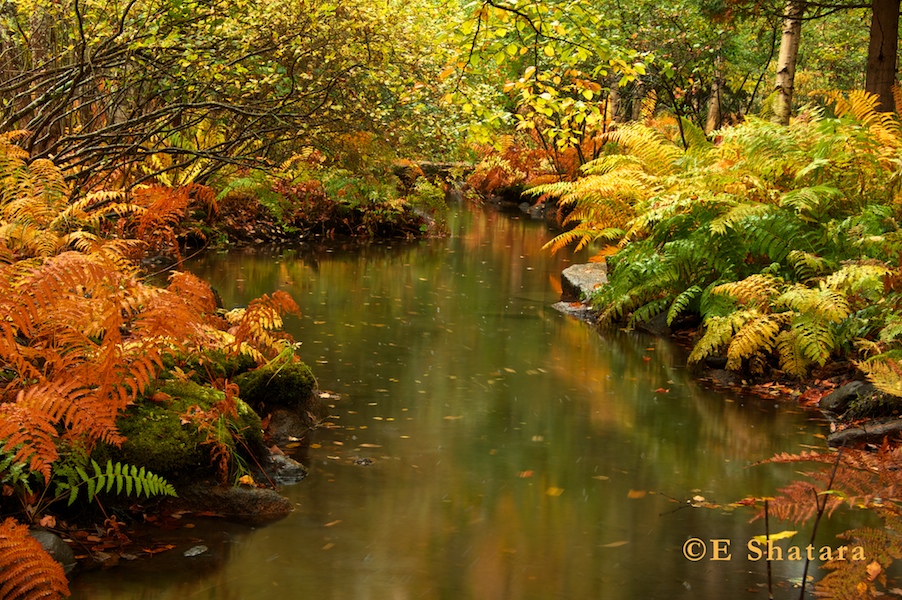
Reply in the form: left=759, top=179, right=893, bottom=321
left=712, top=274, right=781, bottom=306
left=725, top=311, right=788, bottom=371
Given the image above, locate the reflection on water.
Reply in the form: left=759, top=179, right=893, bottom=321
left=72, top=206, right=844, bottom=599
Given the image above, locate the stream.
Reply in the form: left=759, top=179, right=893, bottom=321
left=70, top=204, right=851, bottom=599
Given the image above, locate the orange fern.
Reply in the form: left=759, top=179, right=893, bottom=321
left=225, top=291, right=301, bottom=362
left=816, top=522, right=902, bottom=599
left=757, top=447, right=902, bottom=524
left=0, top=518, right=70, bottom=600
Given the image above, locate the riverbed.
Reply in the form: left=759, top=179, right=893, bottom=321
left=70, top=204, right=846, bottom=599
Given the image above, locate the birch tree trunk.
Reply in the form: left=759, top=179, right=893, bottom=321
left=773, top=1, right=804, bottom=125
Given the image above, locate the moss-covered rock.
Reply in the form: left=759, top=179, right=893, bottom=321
left=101, top=380, right=265, bottom=479
left=162, top=349, right=257, bottom=386
left=234, top=361, right=317, bottom=410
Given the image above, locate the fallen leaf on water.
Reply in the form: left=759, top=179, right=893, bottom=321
left=751, top=530, right=797, bottom=544
left=309, top=443, right=322, bottom=449
left=546, top=487, right=565, bottom=497
left=324, top=520, right=342, bottom=527
left=867, top=560, right=882, bottom=581
left=518, top=470, right=534, bottom=478
left=654, top=388, right=670, bottom=394
left=142, top=544, right=175, bottom=555
left=591, top=475, right=609, bottom=481
left=627, top=490, right=647, bottom=499
left=602, top=540, right=629, bottom=548
left=322, top=543, right=335, bottom=550
left=443, top=415, right=464, bottom=420
left=358, top=443, right=382, bottom=448
left=284, top=442, right=302, bottom=449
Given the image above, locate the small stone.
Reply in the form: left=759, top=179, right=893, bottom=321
left=184, top=545, right=209, bottom=557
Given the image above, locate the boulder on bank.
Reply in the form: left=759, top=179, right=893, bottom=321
left=820, top=381, right=876, bottom=414
left=235, top=361, right=330, bottom=438
left=100, top=380, right=266, bottom=479
left=560, top=263, right=608, bottom=302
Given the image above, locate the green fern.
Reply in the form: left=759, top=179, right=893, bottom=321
left=55, top=459, right=177, bottom=506
left=666, top=285, right=702, bottom=325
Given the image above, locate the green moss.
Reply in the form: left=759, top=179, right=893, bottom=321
left=234, top=361, right=317, bottom=410
left=161, top=350, right=257, bottom=385
left=102, top=380, right=265, bottom=479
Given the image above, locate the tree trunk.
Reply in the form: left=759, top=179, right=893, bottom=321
left=865, top=0, right=901, bottom=112
left=773, top=1, right=804, bottom=125
left=705, top=56, right=724, bottom=133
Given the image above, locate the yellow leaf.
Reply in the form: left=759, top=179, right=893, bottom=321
left=543, top=45, right=555, bottom=57
left=627, top=489, right=647, bottom=499
left=751, top=530, right=797, bottom=544
left=602, top=540, right=628, bottom=548
left=546, top=487, right=565, bottom=496
left=237, top=474, right=255, bottom=486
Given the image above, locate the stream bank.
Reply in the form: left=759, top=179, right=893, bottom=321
left=555, top=260, right=902, bottom=450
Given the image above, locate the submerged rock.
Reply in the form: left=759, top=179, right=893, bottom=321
left=164, top=483, right=294, bottom=525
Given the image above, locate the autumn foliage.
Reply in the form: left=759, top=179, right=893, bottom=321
left=0, top=135, right=305, bottom=597
left=0, top=518, right=70, bottom=600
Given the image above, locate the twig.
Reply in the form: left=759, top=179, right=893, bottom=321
left=765, top=498, right=773, bottom=600
left=798, top=440, right=846, bottom=600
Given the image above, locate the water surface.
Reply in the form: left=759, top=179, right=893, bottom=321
left=71, top=205, right=842, bottom=599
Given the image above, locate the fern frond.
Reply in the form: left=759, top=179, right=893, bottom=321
left=777, top=284, right=851, bottom=323
left=0, top=518, right=70, bottom=600
left=226, top=291, right=301, bottom=362
left=817, top=524, right=902, bottom=600
left=786, top=250, right=831, bottom=281
left=779, top=185, right=843, bottom=220
left=708, top=201, right=769, bottom=235
left=666, top=285, right=702, bottom=325
left=67, top=459, right=176, bottom=506
left=712, top=274, right=780, bottom=307
left=775, top=329, right=809, bottom=377
left=687, top=312, right=743, bottom=365
left=726, top=311, right=787, bottom=371
left=858, top=356, right=902, bottom=397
